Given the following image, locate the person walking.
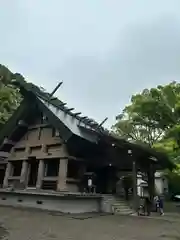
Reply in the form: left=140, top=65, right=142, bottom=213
left=154, top=195, right=159, bottom=212
left=158, top=195, right=164, bottom=216
left=145, top=196, right=151, bottom=216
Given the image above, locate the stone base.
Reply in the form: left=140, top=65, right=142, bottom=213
left=0, top=189, right=102, bottom=214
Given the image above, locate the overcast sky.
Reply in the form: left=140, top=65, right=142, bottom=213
left=0, top=0, right=180, bottom=128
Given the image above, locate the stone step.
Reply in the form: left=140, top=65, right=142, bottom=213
left=112, top=203, right=131, bottom=208
left=112, top=203, right=131, bottom=207
left=112, top=206, right=134, bottom=214
left=111, top=199, right=133, bottom=215
left=113, top=206, right=133, bottom=211
left=102, top=195, right=134, bottom=215
left=114, top=209, right=134, bottom=215
left=113, top=202, right=130, bottom=206
left=113, top=206, right=130, bottom=210
left=103, top=199, right=128, bottom=202
left=112, top=207, right=132, bottom=212
left=113, top=208, right=133, bottom=213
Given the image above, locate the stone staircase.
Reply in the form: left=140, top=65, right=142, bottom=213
left=101, top=195, right=135, bottom=215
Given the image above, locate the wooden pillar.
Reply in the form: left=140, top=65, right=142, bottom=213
left=148, top=164, right=155, bottom=200
left=25, top=146, right=31, bottom=155
left=36, top=160, right=44, bottom=190
left=78, top=164, right=86, bottom=192
left=57, top=159, right=68, bottom=191
left=57, top=143, right=69, bottom=191
left=132, top=160, right=138, bottom=211
left=3, top=162, right=12, bottom=188
left=41, top=144, right=47, bottom=154
left=20, top=160, right=28, bottom=186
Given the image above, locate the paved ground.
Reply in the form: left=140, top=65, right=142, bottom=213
left=0, top=207, right=180, bottom=240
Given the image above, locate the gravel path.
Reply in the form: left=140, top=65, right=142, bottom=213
left=0, top=207, right=179, bottom=240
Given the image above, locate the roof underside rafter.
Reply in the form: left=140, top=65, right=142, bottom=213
left=12, top=78, right=105, bottom=136
left=37, top=97, right=99, bottom=143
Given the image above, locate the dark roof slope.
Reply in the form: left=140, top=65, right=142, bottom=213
left=11, top=78, right=102, bottom=131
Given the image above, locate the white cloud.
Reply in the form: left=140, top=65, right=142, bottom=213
left=0, top=0, right=180, bottom=127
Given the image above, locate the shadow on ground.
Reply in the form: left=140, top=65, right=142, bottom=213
left=0, top=225, right=8, bottom=240
left=160, top=234, right=180, bottom=240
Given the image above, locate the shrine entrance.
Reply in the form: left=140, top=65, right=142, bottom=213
left=28, top=160, right=39, bottom=188
left=95, top=166, right=118, bottom=194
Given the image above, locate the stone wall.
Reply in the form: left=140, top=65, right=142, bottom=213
left=0, top=191, right=101, bottom=214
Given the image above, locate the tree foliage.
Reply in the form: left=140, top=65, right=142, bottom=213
left=0, top=65, right=14, bottom=87
left=113, top=81, right=180, bottom=148
left=0, top=64, right=22, bottom=129
left=163, top=164, right=180, bottom=195
left=113, top=81, right=180, bottom=194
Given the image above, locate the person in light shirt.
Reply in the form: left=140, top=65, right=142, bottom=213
left=154, top=195, right=164, bottom=215
left=88, top=178, right=92, bottom=193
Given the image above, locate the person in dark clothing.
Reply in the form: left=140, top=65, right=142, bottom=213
left=145, top=197, right=151, bottom=216
left=158, top=196, right=164, bottom=215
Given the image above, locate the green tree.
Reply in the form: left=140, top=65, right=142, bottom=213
left=0, top=64, right=22, bottom=129
left=112, top=81, right=180, bottom=148
left=0, top=85, right=21, bottom=129
left=113, top=81, right=180, bottom=194
left=112, top=115, right=163, bottom=146
left=163, top=165, right=180, bottom=195
left=154, top=138, right=180, bottom=163
left=0, top=64, right=14, bottom=87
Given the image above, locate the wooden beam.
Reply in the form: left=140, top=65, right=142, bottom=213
left=132, top=160, right=138, bottom=211
left=90, top=123, right=99, bottom=128
left=97, top=117, right=108, bottom=128
left=74, top=112, right=81, bottom=117
left=83, top=119, right=92, bottom=124
left=80, top=117, right=88, bottom=120
left=50, top=97, right=57, bottom=101
left=59, top=102, right=67, bottom=107
left=65, top=108, right=74, bottom=113
left=50, top=81, right=63, bottom=97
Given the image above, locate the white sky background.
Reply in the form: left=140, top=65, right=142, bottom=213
left=0, top=0, right=180, bottom=128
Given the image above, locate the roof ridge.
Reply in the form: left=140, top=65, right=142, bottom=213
left=12, top=78, right=104, bottom=131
